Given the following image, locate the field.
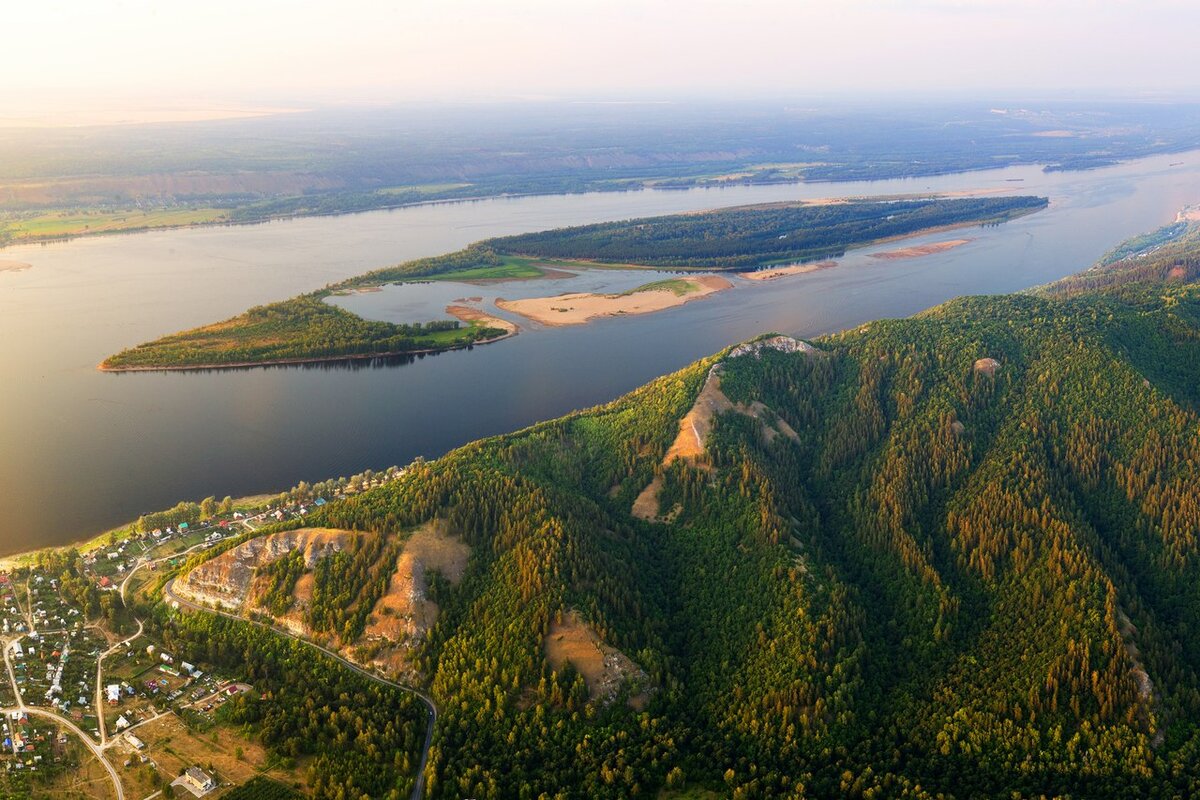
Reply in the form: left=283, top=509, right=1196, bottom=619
left=113, top=714, right=303, bottom=799
left=0, top=207, right=228, bottom=244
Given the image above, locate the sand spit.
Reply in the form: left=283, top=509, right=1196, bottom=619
left=497, top=275, right=732, bottom=327
left=445, top=304, right=519, bottom=336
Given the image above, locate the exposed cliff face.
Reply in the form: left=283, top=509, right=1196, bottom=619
left=175, top=528, right=356, bottom=612
left=633, top=336, right=811, bottom=521
left=361, top=520, right=470, bottom=679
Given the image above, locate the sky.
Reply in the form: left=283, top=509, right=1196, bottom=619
left=3, top=0, right=1199, bottom=122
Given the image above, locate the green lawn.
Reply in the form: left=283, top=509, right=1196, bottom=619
left=417, top=255, right=549, bottom=282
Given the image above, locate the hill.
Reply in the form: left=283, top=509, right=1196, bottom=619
left=150, top=232, right=1200, bottom=797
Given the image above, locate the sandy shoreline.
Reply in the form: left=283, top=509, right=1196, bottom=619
left=869, top=238, right=972, bottom=260
left=742, top=260, right=838, bottom=281
left=445, top=304, right=519, bottom=335
left=497, top=275, right=732, bottom=326
left=0, top=259, right=32, bottom=273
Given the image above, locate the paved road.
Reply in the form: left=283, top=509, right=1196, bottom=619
left=164, top=579, right=438, bottom=800
left=0, top=695, right=124, bottom=799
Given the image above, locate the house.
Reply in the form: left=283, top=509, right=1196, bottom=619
left=106, top=684, right=120, bottom=705
left=160, top=652, right=174, bottom=664
left=98, top=577, right=112, bottom=589
left=114, top=715, right=130, bottom=731
left=126, top=734, right=145, bottom=750
left=183, top=766, right=216, bottom=794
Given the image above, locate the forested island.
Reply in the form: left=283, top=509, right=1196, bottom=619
left=101, top=195, right=1044, bottom=370
left=79, top=220, right=1200, bottom=798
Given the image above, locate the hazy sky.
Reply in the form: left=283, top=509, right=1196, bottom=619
left=5, top=0, right=1199, bottom=120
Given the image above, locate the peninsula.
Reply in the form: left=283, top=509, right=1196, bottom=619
left=101, top=195, right=1045, bottom=370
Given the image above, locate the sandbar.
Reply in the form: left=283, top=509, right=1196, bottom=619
left=497, top=275, right=731, bottom=327
left=742, top=260, right=838, bottom=281
left=869, top=239, right=972, bottom=260
left=0, top=260, right=31, bottom=273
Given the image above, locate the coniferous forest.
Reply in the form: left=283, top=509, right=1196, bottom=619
left=153, top=225, right=1200, bottom=798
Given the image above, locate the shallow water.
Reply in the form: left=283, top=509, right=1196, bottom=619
left=3, top=149, right=1200, bottom=554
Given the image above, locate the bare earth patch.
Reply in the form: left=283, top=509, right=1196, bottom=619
left=742, top=260, right=837, bottom=281
left=869, top=239, right=972, bottom=260
left=496, top=275, right=732, bottom=326
left=545, top=610, right=650, bottom=706
left=633, top=336, right=810, bottom=520
left=361, top=521, right=470, bottom=677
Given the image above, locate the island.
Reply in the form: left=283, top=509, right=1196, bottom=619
left=101, top=195, right=1046, bottom=370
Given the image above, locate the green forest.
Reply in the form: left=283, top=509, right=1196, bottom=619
left=101, top=294, right=505, bottom=370
left=488, top=196, right=1047, bottom=268
left=103, top=196, right=1043, bottom=370
left=147, top=220, right=1200, bottom=798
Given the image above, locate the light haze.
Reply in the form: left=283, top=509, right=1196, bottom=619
left=4, top=0, right=1199, bottom=123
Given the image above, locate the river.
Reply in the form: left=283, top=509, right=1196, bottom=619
left=2, top=149, right=1199, bottom=554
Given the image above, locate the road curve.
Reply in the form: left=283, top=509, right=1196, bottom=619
left=0, top=704, right=124, bottom=800
left=163, top=578, right=437, bottom=800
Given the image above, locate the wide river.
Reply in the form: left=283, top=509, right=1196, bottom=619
left=3, top=150, right=1200, bottom=554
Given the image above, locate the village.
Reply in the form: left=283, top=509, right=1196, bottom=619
left=0, top=487, right=339, bottom=799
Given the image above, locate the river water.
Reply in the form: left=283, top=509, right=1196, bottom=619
left=3, top=150, right=1200, bottom=554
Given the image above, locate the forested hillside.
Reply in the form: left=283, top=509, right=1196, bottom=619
left=151, top=247, right=1200, bottom=797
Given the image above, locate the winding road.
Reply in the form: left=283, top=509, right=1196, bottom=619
left=163, top=578, right=438, bottom=800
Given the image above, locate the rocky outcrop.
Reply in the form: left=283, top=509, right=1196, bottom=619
left=728, top=335, right=817, bottom=359
left=974, top=357, right=1001, bottom=376
left=175, top=528, right=355, bottom=611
